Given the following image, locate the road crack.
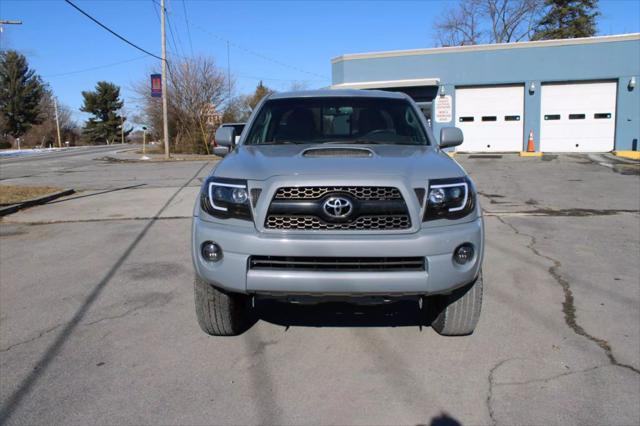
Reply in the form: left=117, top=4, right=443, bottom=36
left=495, top=364, right=605, bottom=387
left=496, top=216, right=640, bottom=376
left=0, top=323, right=63, bottom=353
left=486, top=358, right=515, bottom=426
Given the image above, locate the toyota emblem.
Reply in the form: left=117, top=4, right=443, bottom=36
left=323, top=196, right=353, bottom=218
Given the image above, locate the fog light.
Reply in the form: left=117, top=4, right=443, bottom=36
left=453, top=243, right=474, bottom=265
left=201, top=241, right=222, bottom=262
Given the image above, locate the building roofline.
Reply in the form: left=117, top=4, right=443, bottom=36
left=269, top=89, right=408, bottom=99
left=331, top=33, right=640, bottom=64
left=330, top=78, right=440, bottom=90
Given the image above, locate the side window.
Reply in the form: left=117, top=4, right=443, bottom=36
left=481, top=116, right=497, bottom=122
left=544, top=114, right=561, bottom=120
left=569, top=114, right=586, bottom=120
left=505, top=115, right=520, bottom=121
left=246, top=109, right=271, bottom=144
left=459, top=116, right=474, bottom=122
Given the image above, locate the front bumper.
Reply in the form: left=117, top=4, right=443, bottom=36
left=192, top=216, right=483, bottom=296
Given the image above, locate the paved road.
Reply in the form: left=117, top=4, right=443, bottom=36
left=0, top=153, right=638, bottom=425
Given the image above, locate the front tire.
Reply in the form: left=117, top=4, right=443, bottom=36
left=431, top=271, right=483, bottom=336
left=194, top=276, right=250, bottom=336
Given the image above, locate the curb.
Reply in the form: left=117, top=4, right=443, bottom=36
left=0, top=189, right=75, bottom=217
left=613, top=151, right=640, bottom=161
left=519, top=151, right=543, bottom=157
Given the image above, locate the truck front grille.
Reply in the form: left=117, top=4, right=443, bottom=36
left=266, top=186, right=411, bottom=231
left=265, top=214, right=411, bottom=230
left=249, top=256, right=425, bottom=272
left=275, top=186, right=401, bottom=200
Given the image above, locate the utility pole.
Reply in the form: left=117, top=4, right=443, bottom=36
left=121, top=116, right=125, bottom=144
left=53, top=98, right=62, bottom=148
left=160, top=0, right=170, bottom=159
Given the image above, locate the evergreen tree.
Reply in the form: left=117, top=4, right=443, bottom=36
left=80, top=81, right=127, bottom=144
left=532, top=0, right=599, bottom=40
left=0, top=50, right=45, bottom=139
left=247, top=81, right=275, bottom=111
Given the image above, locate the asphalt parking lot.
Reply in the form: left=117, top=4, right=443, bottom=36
left=0, top=149, right=639, bottom=425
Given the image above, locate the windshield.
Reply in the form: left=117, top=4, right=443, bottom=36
left=244, top=97, right=429, bottom=145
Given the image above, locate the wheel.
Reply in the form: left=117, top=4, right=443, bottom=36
left=431, top=271, right=483, bottom=336
left=194, top=275, right=251, bottom=336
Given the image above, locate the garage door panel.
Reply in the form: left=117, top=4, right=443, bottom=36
left=455, top=86, right=524, bottom=152
left=540, top=82, right=616, bottom=152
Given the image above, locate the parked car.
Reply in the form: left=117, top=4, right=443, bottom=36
left=192, top=90, right=483, bottom=336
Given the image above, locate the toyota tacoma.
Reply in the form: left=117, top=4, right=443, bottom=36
left=192, top=90, right=484, bottom=336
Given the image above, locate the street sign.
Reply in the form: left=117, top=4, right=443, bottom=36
left=151, top=74, right=162, bottom=98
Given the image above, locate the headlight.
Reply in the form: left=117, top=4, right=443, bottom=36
left=423, top=177, right=475, bottom=221
left=200, top=177, right=252, bottom=220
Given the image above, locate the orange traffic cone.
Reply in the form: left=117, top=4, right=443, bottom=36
left=527, top=130, right=535, bottom=152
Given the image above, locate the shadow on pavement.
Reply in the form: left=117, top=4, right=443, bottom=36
left=255, top=299, right=438, bottom=329
left=0, top=162, right=210, bottom=426
left=423, top=412, right=463, bottom=426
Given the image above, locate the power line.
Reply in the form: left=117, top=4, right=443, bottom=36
left=165, top=4, right=185, bottom=59
left=166, top=0, right=187, bottom=58
left=181, top=0, right=194, bottom=56
left=153, top=2, right=328, bottom=80
left=190, top=22, right=329, bottom=80
left=64, top=0, right=162, bottom=61
left=43, top=56, right=148, bottom=78
left=152, top=0, right=184, bottom=66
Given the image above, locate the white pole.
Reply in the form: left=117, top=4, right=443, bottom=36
left=54, top=99, right=62, bottom=148
left=161, top=0, right=170, bottom=159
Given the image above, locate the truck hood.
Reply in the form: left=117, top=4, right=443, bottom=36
left=213, top=144, right=465, bottom=181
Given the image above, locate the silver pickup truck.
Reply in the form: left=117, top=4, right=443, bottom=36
left=192, top=90, right=484, bottom=336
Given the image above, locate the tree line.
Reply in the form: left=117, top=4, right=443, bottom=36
left=0, top=49, right=276, bottom=154
left=0, top=0, right=601, bottom=153
left=434, top=0, right=599, bottom=46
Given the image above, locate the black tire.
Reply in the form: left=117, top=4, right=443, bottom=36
left=431, top=271, right=483, bottom=336
left=194, top=276, right=251, bottom=336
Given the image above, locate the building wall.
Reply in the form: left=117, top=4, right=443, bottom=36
left=332, top=35, right=640, bottom=150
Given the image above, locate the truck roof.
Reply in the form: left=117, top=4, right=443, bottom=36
left=268, top=89, right=409, bottom=100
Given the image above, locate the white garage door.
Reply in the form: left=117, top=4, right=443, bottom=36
left=540, top=81, right=617, bottom=152
left=454, top=85, right=524, bottom=152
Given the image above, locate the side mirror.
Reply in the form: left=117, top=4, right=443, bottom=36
left=215, top=126, right=236, bottom=147
left=213, top=146, right=230, bottom=157
left=440, top=127, right=464, bottom=148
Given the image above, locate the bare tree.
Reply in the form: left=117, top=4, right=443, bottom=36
left=434, top=0, right=544, bottom=46
left=169, top=57, right=230, bottom=154
left=135, top=56, right=232, bottom=154
left=289, top=81, right=310, bottom=92
left=485, top=0, right=544, bottom=43
left=435, top=0, right=483, bottom=46
left=22, top=88, right=75, bottom=147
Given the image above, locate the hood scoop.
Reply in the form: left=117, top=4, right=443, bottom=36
left=302, top=147, right=374, bottom=158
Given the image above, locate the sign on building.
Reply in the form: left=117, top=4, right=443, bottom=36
left=150, top=74, right=162, bottom=98
left=435, top=95, right=452, bottom=123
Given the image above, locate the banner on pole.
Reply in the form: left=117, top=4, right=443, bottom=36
left=151, top=74, right=162, bottom=98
